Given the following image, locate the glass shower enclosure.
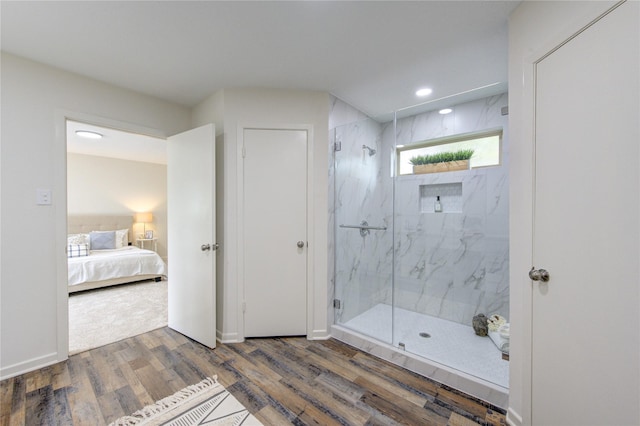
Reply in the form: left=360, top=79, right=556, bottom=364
left=333, top=94, right=510, bottom=390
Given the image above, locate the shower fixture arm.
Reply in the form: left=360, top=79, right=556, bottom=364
left=362, top=145, right=377, bottom=156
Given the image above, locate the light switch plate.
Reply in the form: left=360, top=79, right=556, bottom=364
left=36, top=188, right=52, bottom=205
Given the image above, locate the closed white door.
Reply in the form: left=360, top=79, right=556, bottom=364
left=532, top=2, right=639, bottom=424
left=167, top=124, right=217, bottom=348
left=243, top=128, right=308, bottom=337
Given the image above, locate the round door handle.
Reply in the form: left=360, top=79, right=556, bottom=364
left=201, top=244, right=211, bottom=251
left=529, top=267, right=550, bottom=282
left=297, top=241, right=305, bottom=248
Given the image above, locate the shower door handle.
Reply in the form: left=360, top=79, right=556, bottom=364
left=529, top=267, right=550, bottom=282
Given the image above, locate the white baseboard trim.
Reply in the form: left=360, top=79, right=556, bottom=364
left=0, top=352, right=61, bottom=381
left=506, top=407, right=523, bottom=426
left=307, top=329, right=330, bottom=340
left=216, top=330, right=242, bottom=344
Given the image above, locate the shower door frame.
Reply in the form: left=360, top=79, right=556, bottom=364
left=332, top=118, right=395, bottom=345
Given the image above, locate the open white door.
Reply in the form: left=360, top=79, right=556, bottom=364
left=167, top=124, right=216, bottom=348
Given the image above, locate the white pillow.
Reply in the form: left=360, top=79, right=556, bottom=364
left=115, top=229, right=129, bottom=248
left=67, top=233, right=89, bottom=245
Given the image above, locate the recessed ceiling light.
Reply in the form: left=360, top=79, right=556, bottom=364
left=415, top=88, right=433, bottom=97
left=75, top=130, right=103, bottom=139
left=439, top=108, right=453, bottom=115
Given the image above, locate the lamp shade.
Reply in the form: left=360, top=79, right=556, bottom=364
left=135, top=212, right=152, bottom=223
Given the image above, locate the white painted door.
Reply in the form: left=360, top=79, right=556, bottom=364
left=532, top=2, right=639, bottom=424
left=243, top=128, right=308, bottom=337
left=167, top=124, right=216, bottom=348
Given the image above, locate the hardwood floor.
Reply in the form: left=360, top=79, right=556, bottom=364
left=0, top=327, right=506, bottom=425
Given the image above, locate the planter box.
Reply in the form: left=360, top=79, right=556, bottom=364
left=413, top=160, right=470, bottom=174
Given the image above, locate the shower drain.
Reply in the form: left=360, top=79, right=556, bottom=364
left=419, top=332, right=431, bottom=338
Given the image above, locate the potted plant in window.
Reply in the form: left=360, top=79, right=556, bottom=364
left=409, top=149, right=474, bottom=174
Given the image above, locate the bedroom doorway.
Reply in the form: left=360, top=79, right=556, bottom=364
left=66, top=119, right=170, bottom=354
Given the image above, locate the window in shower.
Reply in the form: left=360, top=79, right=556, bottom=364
left=397, top=129, right=502, bottom=175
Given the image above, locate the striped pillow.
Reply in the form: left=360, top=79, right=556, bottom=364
left=68, top=243, right=89, bottom=258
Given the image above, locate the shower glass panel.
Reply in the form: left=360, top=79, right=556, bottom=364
left=333, top=118, right=393, bottom=344
left=333, top=94, right=510, bottom=390
left=392, top=98, right=510, bottom=388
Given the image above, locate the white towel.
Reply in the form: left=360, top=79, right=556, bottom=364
left=489, top=330, right=509, bottom=354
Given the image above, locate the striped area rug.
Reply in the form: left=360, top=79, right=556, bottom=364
left=109, top=376, right=262, bottom=426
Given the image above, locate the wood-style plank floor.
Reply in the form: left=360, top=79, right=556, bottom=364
left=0, top=327, right=506, bottom=425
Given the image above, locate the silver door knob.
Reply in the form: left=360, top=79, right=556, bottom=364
left=201, top=244, right=211, bottom=251
left=529, top=267, right=550, bottom=282
left=297, top=241, right=305, bottom=248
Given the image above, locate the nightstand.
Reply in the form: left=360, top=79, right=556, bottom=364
left=137, top=238, right=158, bottom=252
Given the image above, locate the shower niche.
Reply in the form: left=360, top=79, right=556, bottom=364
left=419, top=182, right=463, bottom=213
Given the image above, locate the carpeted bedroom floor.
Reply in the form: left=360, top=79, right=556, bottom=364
left=68, top=279, right=168, bottom=354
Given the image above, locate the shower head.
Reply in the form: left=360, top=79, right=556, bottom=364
left=362, top=145, right=376, bottom=156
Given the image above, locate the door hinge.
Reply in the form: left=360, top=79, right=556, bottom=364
left=334, top=141, right=342, bottom=152
left=242, top=146, right=246, bottom=158
left=333, top=299, right=341, bottom=309
left=242, top=302, right=246, bottom=313
left=501, top=106, right=509, bottom=116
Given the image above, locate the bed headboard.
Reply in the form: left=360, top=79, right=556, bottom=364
left=67, top=215, right=134, bottom=240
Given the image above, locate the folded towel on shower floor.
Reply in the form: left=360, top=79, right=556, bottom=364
left=489, top=330, right=509, bottom=354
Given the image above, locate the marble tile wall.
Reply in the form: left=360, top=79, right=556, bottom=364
left=333, top=116, right=394, bottom=332
left=328, top=93, right=509, bottom=331
left=389, top=94, right=509, bottom=326
left=328, top=97, right=375, bottom=328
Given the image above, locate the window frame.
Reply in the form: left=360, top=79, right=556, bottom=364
left=396, top=128, right=503, bottom=176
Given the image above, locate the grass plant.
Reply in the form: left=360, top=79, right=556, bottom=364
left=409, top=149, right=474, bottom=165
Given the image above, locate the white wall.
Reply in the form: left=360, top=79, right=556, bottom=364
left=0, top=53, right=191, bottom=379
left=192, top=87, right=330, bottom=343
left=508, top=1, right=618, bottom=424
left=67, top=153, right=168, bottom=261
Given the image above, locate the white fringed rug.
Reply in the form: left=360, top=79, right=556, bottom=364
left=109, top=376, right=263, bottom=426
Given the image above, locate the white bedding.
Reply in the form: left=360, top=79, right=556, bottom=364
left=68, top=246, right=166, bottom=287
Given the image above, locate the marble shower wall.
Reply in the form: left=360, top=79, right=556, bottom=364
left=328, top=93, right=509, bottom=332
left=328, top=97, right=376, bottom=327
left=388, top=94, right=509, bottom=326
left=333, top=116, right=394, bottom=329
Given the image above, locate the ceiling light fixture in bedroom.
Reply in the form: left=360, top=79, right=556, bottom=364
left=75, top=130, right=103, bottom=139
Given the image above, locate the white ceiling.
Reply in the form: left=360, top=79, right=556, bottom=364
left=1, top=1, right=519, bottom=120
left=67, top=120, right=168, bottom=164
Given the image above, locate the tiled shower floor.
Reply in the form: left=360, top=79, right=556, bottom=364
left=341, top=303, right=509, bottom=388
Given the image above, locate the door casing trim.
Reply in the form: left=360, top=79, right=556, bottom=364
left=236, top=123, right=315, bottom=340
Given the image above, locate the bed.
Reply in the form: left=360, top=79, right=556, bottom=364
left=67, top=215, right=167, bottom=293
